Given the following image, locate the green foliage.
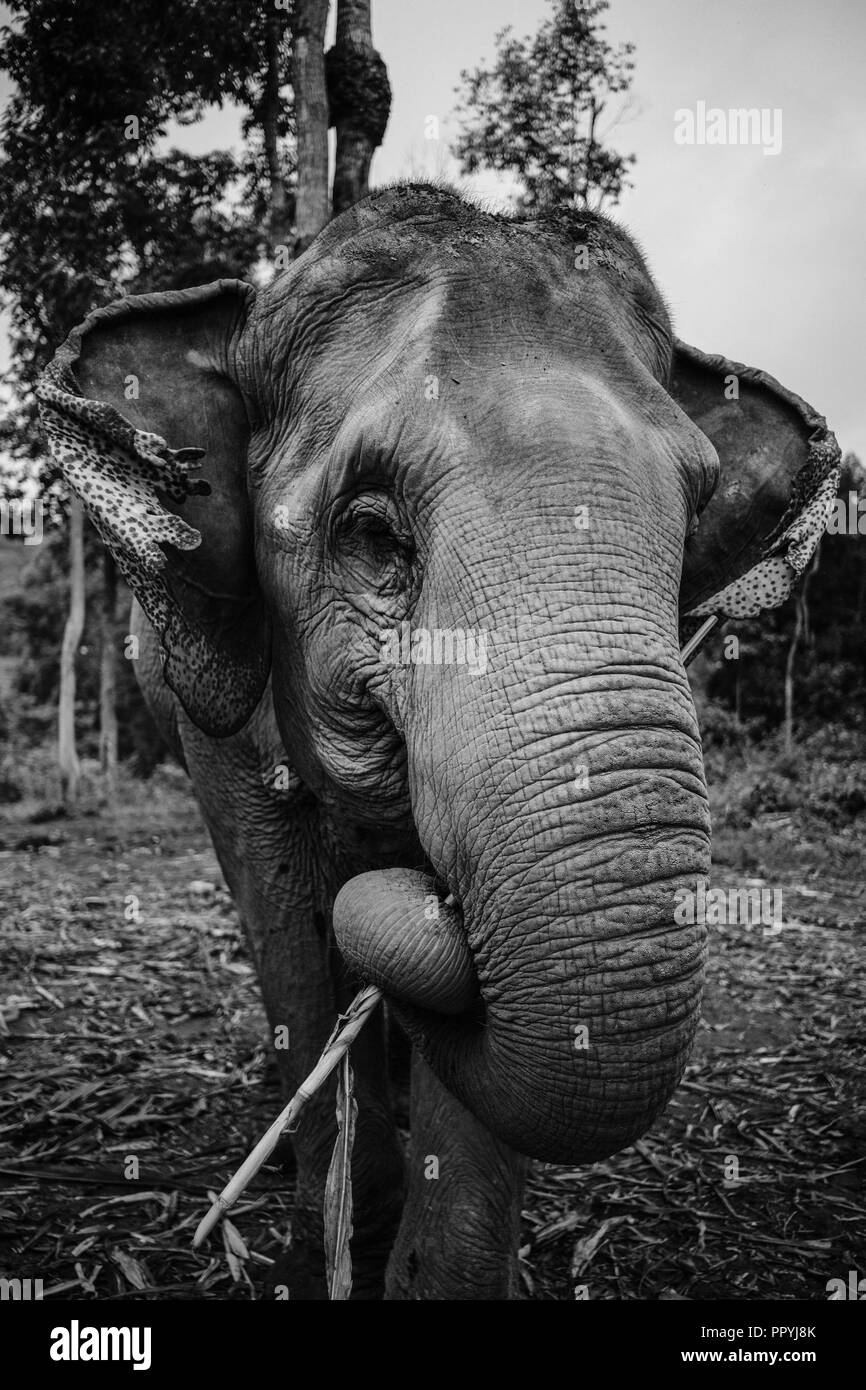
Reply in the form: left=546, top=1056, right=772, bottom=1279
left=703, top=723, right=866, bottom=835
left=0, top=0, right=293, bottom=465
left=453, top=0, right=635, bottom=213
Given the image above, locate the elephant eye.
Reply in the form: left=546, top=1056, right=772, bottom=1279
left=335, top=493, right=415, bottom=595
left=340, top=495, right=412, bottom=552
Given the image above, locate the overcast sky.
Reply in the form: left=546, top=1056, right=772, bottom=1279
left=2, top=0, right=864, bottom=457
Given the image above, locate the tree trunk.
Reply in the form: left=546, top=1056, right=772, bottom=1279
left=58, top=497, right=85, bottom=805
left=784, top=551, right=818, bottom=755
left=784, top=601, right=802, bottom=756
left=263, top=8, right=292, bottom=252
left=291, top=0, right=331, bottom=254
left=582, top=99, right=600, bottom=208
left=99, top=549, right=118, bottom=802
left=327, top=0, right=391, bottom=216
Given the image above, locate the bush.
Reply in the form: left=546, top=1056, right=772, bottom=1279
left=694, top=699, right=759, bottom=751
left=704, top=723, right=866, bottom=830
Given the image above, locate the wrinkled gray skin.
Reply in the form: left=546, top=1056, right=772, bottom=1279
left=49, top=185, right=825, bottom=1299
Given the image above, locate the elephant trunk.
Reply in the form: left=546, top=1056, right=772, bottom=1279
left=335, top=650, right=711, bottom=1164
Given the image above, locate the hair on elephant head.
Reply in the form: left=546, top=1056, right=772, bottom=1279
left=37, top=184, right=839, bottom=1166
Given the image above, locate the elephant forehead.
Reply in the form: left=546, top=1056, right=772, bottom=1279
left=246, top=265, right=695, bottom=515
left=250, top=273, right=664, bottom=464
left=248, top=208, right=665, bottom=397
left=259, top=254, right=610, bottom=353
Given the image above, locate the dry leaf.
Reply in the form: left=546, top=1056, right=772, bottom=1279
left=108, top=1246, right=148, bottom=1290
left=570, top=1216, right=627, bottom=1277
left=222, top=1218, right=249, bottom=1261
left=323, top=1052, right=357, bottom=1301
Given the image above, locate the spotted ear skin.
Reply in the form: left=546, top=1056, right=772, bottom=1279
left=36, top=281, right=270, bottom=738
left=37, top=360, right=208, bottom=569
left=672, top=342, right=841, bottom=634
left=685, top=455, right=839, bottom=620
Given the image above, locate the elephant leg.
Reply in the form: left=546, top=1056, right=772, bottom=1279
left=385, top=1052, right=528, bottom=1300
left=176, top=713, right=405, bottom=1299
left=252, top=907, right=405, bottom=1301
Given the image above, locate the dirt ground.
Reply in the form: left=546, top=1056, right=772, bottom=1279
left=1, top=763, right=863, bottom=1301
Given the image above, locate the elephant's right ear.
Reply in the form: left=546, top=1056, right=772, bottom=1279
left=37, top=281, right=270, bottom=738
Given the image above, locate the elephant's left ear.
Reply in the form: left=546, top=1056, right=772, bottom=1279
left=672, top=340, right=840, bottom=640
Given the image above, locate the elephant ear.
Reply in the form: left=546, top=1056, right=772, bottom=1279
left=36, top=280, right=270, bottom=738
left=673, top=340, right=840, bottom=648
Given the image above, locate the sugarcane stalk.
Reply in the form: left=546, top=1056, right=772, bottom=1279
left=192, top=983, right=382, bottom=1249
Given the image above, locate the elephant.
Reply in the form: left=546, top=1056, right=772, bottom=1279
left=37, top=183, right=840, bottom=1300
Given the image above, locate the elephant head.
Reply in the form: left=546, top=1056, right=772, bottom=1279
left=37, top=185, right=839, bottom=1164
